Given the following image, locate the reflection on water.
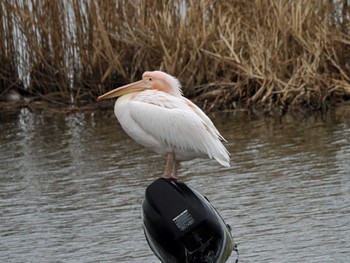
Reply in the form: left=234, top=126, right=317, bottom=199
left=0, top=108, right=349, bottom=262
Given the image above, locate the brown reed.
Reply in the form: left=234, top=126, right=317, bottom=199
left=0, top=0, right=349, bottom=113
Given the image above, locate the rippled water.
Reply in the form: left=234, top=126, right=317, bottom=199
left=1, top=108, right=349, bottom=262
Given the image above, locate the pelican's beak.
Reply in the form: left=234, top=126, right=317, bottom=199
left=97, top=79, right=150, bottom=101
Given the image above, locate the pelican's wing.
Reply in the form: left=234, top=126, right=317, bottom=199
left=183, top=98, right=227, bottom=142
left=129, top=92, right=230, bottom=167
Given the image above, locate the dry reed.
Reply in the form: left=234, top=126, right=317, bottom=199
left=0, top=0, right=349, bottom=113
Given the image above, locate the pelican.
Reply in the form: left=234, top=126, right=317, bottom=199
left=97, top=71, right=230, bottom=179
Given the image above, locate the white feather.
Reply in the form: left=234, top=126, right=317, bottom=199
left=114, top=90, right=230, bottom=167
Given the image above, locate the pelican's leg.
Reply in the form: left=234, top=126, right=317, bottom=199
left=163, top=153, right=174, bottom=179
left=171, top=160, right=180, bottom=179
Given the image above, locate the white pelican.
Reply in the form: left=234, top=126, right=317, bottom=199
left=97, top=71, right=230, bottom=179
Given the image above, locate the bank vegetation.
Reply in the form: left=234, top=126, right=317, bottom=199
left=0, top=0, right=349, bottom=113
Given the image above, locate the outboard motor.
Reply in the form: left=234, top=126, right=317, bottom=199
left=142, top=178, right=237, bottom=263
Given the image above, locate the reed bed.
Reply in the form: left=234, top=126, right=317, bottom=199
left=0, top=0, right=349, bottom=113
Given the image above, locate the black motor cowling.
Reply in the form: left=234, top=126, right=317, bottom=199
left=142, top=178, right=234, bottom=263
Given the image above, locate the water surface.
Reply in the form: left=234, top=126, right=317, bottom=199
left=0, top=108, right=349, bottom=262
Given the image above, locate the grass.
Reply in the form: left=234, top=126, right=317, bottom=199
left=0, top=0, right=349, bottom=113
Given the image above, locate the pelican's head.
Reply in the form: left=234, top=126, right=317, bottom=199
left=97, top=70, right=182, bottom=101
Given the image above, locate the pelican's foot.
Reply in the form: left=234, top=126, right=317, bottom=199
left=162, top=173, right=179, bottom=180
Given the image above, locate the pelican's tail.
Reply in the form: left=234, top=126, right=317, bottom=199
left=213, top=147, right=230, bottom=168
left=208, top=137, right=230, bottom=168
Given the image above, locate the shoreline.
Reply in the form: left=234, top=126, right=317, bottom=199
left=1, top=95, right=349, bottom=119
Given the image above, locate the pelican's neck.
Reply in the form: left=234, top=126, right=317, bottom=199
left=168, top=79, right=182, bottom=97
left=171, top=88, right=182, bottom=97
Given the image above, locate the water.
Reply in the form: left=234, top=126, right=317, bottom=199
left=0, top=108, right=349, bottom=262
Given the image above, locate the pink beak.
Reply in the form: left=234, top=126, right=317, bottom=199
left=97, top=79, right=151, bottom=101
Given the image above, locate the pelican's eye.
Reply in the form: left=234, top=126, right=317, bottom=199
left=148, top=77, right=152, bottom=82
